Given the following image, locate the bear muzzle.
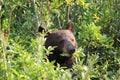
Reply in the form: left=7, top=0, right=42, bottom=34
left=68, top=48, right=75, bottom=54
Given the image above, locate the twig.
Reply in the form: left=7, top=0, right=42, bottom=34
left=32, top=0, right=40, bottom=29
left=67, top=5, right=71, bottom=22
left=1, top=36, right=7, bottom=79
left=57, top=14, right=62, bottom=29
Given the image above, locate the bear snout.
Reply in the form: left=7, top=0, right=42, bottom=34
left=68, top=48, right=75, bottom=54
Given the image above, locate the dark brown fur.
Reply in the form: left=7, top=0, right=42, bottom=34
left=39, top=22, right=77, bottom=68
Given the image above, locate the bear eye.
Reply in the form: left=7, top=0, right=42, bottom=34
left=71, top=39, right=74, bottom=42
left=59, top=40, right=65, bottom=43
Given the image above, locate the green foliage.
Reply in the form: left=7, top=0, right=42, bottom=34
left=0, top=0, right=120, bottom=80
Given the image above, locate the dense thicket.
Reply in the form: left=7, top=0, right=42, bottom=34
left=0, top=0, right=120, bottom=80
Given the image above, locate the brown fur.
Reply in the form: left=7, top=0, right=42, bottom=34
left=44, top=22, right=77, bottom=68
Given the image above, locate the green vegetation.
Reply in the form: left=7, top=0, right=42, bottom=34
left=0, top=0, right=120, bottom=80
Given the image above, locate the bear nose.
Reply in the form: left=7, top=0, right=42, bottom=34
left=68, top=48, right=75, bottom=54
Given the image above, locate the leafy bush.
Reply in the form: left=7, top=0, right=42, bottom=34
left=0, top=0, right=120, bottom=80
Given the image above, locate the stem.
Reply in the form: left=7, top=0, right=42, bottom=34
left=57, top=14, right=62, bottom=29
left=66, top=5, right=71, bottom=22
left=1, top=37, right=7, bottom=80
left=32, top=0, right=40, bottom=29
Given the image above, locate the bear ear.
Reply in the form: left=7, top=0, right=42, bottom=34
left=66, top=21, right=75, bottom=33
left=38, top=26, right=45, bottom=33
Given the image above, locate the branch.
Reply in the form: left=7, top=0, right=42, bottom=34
left=32, top=0, right=40, bottom=29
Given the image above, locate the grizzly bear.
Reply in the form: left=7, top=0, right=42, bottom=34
left=39, top=21, right=77, bottom=68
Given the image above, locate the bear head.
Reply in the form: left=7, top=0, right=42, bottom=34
left=44, top=21, right=77, bottom=68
